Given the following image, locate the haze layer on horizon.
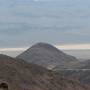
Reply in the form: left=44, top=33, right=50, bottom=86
left=0, top=44, right=90, bottom=59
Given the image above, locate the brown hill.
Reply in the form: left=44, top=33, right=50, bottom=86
left=0, top=54, right=88, bottom=90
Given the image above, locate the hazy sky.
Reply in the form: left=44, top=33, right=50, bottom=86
left=0, top=0, right=90, bottom=57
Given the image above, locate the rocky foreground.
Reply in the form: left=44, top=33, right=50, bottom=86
left=0, top=54, right=89, bottom=90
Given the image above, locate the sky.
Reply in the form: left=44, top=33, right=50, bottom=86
left=0, top=0, right=90, bottom=58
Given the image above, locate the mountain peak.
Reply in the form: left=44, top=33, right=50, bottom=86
left=30, top=42, right=60, bottom=51
left=17, top=42, right=78, bottom=69
left=32, top=42, right=53, bottom=46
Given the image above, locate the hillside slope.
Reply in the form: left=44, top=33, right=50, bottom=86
left=0, top=54, right=88, bottom=90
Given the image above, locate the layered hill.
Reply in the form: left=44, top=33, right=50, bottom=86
left=17, top=42, right=78, bottom=69
left=55, top=59, right=90, bottom=85
left=0, top=54, right=89, bottom=90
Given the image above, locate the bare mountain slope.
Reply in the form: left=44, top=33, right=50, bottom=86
left=17, top=42, right=78, bottom=69
left=0, top=54, right=89, bottom=90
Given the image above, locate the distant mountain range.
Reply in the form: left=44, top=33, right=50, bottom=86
left=0, top=54, right=88, bottom=90
left=17, top=42, right=78, bottom=69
